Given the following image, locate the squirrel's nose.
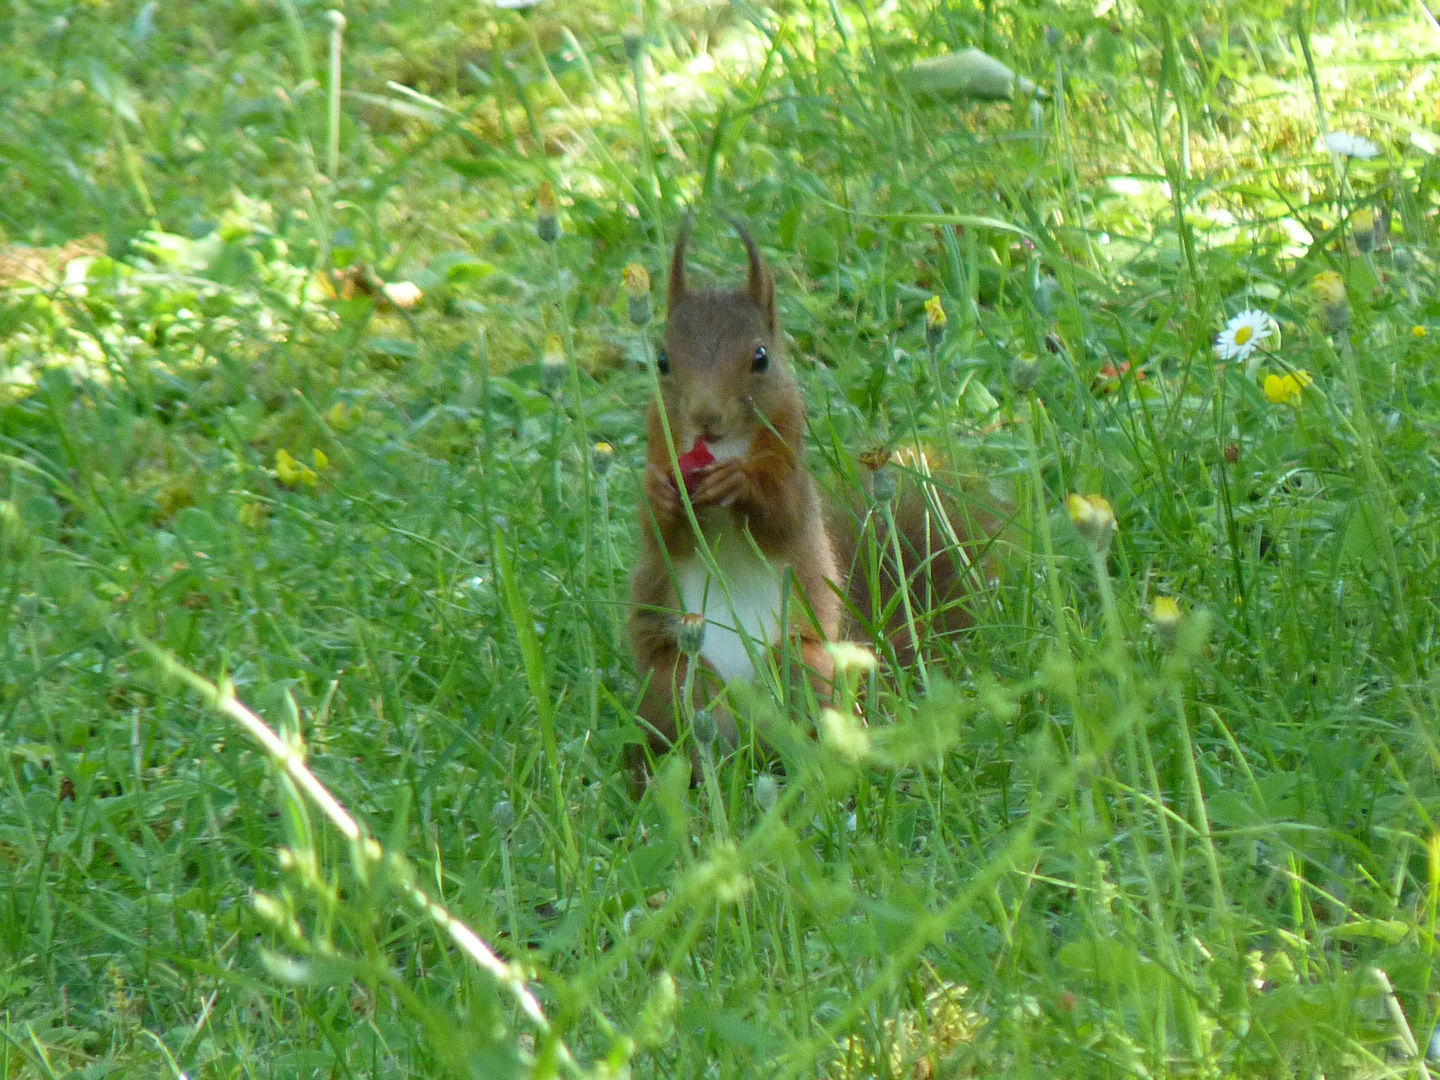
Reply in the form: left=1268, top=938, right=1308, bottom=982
left=688, top=405, right=723, bottom=437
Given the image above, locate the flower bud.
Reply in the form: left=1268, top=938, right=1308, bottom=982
left=1011, top=352, right=1041, bottom=393
left=754, top=773, right=779, bottom=812
left=1148, top=595, right=1182, bottom=648
left=622, top=263, right=652, bottom=326
left=677, top=613, right=706, bottom=657
left=1394, top=246, right=1417, bottom=274
left=872, top=465, right=897, bottom=504
left=1034, top=276, right=1061, bottom=317
left=692, top=708, right=717, bottom=749
left=622, top=18, right=645, bottom=62
left=1067, top=493, right=1116, bottom=555
left=491, top=799, right=515, bottom=834
left=1312, top=271, right=1350, bottom=332
left=536, top=181, right=560, bottom=243
left=635, top=971, right=677, bottom=1049
left=1414, top=325, right=1428, bottom=339
left=591, top=441, right=615, bottom=477
left=1351, top=209, right=1376, bottom=253
left=923, top=295, right=947, bottom=349
left=540, top=333, right=567, bottom=391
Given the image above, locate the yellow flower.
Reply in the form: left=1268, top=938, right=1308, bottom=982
left=536, top=181, right=560, bottom=242
left=622, top=263, right=652, bottom=326
left=1150, top=596, right=1181, bottom=625
left=622, top=263, right=651, bottom=298
left=381, top=281, right=422, bottom=309
left=1262, top=370, right=1313, bottom=405
left=1149, top=596, right=1182, bottom=646
left=326, top=401, right=355, bottom=430
left=1312, top=271, right=1347, bottom=306
left=1350, top=209, right=1375, bottom=253
left=924, top=295, right=946, bottom=348
left=275, top=448, right=318, bottom=488
left=312, top=448, right=329, bottom=472
left=1067, top=493, right=1116, bottom=553
left=1414, top=325, right=1428, bottom=339
left=590, top=441, right=615, bottom=476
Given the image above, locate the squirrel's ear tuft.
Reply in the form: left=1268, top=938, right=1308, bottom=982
left=730, top=218, right=776, bottom=332
left=668, top=215, right=693, bottom=312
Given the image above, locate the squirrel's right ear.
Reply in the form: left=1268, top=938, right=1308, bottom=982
left=667, top=216, right=693, bottom=312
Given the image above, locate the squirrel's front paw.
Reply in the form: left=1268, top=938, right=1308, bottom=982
left=643, top=463, right=683, bottom=520
left=690, top=460, right=751, bottom=508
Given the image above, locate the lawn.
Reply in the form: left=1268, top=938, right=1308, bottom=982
left=2, top=0, right=1440, bottom=1076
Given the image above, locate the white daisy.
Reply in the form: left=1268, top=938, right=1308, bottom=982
left=1324, top=131, right=1380, bottom=160
left=1214, top=309, right=1273, bottom=362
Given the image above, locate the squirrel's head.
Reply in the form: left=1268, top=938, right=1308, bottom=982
left=658, top=219, right=795, bottom=450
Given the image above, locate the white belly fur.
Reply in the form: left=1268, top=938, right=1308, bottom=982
left=675, top=522, right=784, bottom=684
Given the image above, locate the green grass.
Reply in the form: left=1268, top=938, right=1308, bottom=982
left=3, top=0, right=1440, bottom=1076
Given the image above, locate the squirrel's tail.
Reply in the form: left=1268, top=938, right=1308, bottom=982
left=828, top=452, right=1008, bottom=667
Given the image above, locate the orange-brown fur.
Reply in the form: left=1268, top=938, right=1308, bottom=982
left=627, top=221, right=840, bottom=764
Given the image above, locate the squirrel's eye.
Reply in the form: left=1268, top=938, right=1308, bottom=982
left=656, top=349, right=670, bottom=375
left=751, top=345, right=769, bottom=373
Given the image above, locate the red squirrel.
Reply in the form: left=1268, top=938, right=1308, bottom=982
left=627, top=221, right=998, bottom=767
left=627, top=220, right=841, bottom=760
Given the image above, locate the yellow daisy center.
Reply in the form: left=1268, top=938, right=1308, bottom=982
left=1233, top=325, right=1253, bottom=346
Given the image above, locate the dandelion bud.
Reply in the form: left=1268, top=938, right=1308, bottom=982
left=591, top=441, right=615, bottom=477
left=754, top=773, right=779, bottom=812
left=1067, top=493, right=1116, bottom=555
left=1312, top=271, right=1350, bottom=332
left=0, top=501, right=31, bottom=561
left=1394, top=246, right=1417, bottom=274
left=1351, top=209, right=1376, bottom=253
left=1148, top=595, right=1182, bottom=648
left=635, top=972, right=677, bottom=1049
left=536, top=181, right=560, bottom=243
left=677, top=613, right=706, bottom=657
left=540, top=333, right=567, bottom=391
left=1033, top=276, right=1061, bottom=317
left=872, top=465, right=897, bottom=504
left=692, top=708, right=717, bottom=749
left=622, top=263, right=652, bottom=326
left=1044, top=24, right=1062, bottom=47
left=491, top=799, right=515, bottom=834
left=622, top=18, right=644, bottom=61
left=1011, top=352, right=1041, bottom=393
left=923, top=295, right=947, bottom=349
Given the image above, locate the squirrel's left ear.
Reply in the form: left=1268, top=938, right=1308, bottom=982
left=730, top=218, right=776, bottom=333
